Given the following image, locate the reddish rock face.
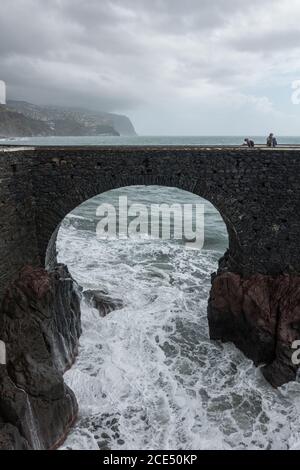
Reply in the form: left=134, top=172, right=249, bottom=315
left=15, top=266, right=51, bottom=299
left=208, top=272, right=300, bottom=387
left=0, top=264, right=81, bottom=450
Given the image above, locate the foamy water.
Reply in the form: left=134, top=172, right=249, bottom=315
left=57, top=187, right=300, bottom=450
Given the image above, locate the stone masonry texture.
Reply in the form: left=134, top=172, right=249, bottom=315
left=0, top=145, right=300, bottom=447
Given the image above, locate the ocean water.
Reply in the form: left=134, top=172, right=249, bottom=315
left=2, top=135, right=300, bottom=146
left=55, top=184, right=300, bottom=451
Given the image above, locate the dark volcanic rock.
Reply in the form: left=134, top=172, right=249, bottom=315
left=0, top=264, right=81, bottom=449
left=0, top=420, right=30, bottom=450
left=84, top=289, right=123, bottom=317
left=208, top=272, right=300, bottom=387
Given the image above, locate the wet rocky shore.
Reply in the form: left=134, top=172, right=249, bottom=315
left=0, top=264, right=81, bottom=450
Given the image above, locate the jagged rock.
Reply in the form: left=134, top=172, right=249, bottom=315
left=84, top=289, right=123, bottom=317
left=0, top=421, right=30, bottom=450
left=0, top=264, right=81, bottom=449
left=208, top=272, right=300, bottom=387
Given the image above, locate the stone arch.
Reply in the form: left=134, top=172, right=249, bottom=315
left=29, top=146, right=300, bottom=387
left=43, top=177, right=234, bottom=271
left=29, top=146, right=300, bottom=279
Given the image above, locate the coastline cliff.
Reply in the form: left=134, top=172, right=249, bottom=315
left=0, top=106, right=50, bottom=138
left=0, top=100, right=137, bottom=138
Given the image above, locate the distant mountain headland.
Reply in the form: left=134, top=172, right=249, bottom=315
left=0, top=100, right=137, bottom=138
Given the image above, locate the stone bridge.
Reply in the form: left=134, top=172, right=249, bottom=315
left=0, top=145, right=300, bottom=449
left=1, top=146, right=300, bottom=286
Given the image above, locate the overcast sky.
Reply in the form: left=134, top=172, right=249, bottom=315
left=1, top=0, right=300, bottom=135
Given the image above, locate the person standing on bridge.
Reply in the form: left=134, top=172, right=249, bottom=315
left=267, top=133, right=278, bottom=147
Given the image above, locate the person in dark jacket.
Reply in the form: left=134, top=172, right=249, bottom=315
left=244, top=138, right=255, bottom=147
left=267, top=133, right=278, bottom=147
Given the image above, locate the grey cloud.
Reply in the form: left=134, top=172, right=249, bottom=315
left=60, top=0, right=270, bottom=37
left=0, top=0, right=298, bottom=125
left=1, top=57, right=142, bottom=111
left=229, top=29, right=300, bottom=54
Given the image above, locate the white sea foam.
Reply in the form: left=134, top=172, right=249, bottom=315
left=0, top=146, right=35, bottom=152
left=57, top=189, right=300, bottom=450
